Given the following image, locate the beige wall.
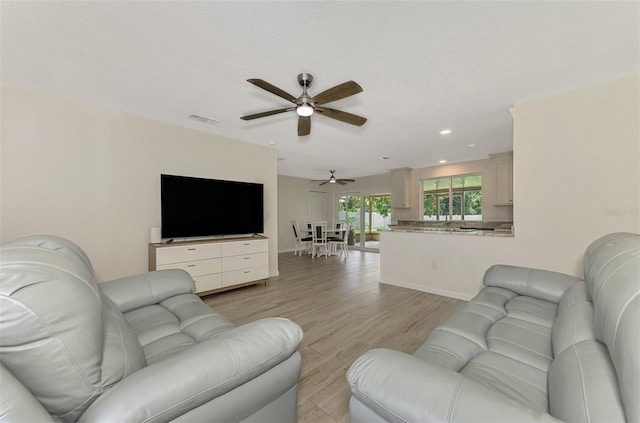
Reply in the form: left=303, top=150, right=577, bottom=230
left=1, top=86, right=279, bottom=281
left=381, top=74, right=639, bottom=299
left=277, top=174, right=312, bottom=252
left=513, top=73, right=639, bottom=273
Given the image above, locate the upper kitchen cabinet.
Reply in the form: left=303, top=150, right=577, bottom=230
left=491, top=152, right=513, bottom=206
left=391, top=167, right=412, bottom=208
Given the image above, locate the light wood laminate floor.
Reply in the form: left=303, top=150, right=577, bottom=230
left=203, top=250, right=463, bottom=422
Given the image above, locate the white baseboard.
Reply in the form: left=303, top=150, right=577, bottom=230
left=379, top=278, right=475, bottom=301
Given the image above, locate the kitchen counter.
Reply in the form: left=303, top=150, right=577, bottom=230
left=385, top=220, right=514, bottom=237
left=379, top=224, right=516, bottom=300
left=382, top=226, right=513, bottom=237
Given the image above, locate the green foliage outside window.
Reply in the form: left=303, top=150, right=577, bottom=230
left=423, top=175, right=482, bottom=220
left=368, top=196, right=391, bottom=218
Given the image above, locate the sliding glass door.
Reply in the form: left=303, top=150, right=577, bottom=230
left=337, top=193, right=391, bottom=251
left=337, top=194, right=362, bottom=248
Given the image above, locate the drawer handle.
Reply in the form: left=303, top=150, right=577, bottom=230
left=243, top=243, right=251, bottom=246
left=187, top=248, right=196, bottom=251
left=244, top=270, right=251, bottom=274
left=243, top=257, right=251, bottom=260
left=187, top=264, right=196, bottom=268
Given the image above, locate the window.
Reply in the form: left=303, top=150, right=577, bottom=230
left=423, top=175, right=482, bottom=221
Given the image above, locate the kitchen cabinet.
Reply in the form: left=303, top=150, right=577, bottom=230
left=391, top=168, right=412, bottom=208
left=494, top=156, right=513, bottom=206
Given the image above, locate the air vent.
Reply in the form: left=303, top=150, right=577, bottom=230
left=188, top=114, right=218, bottom=125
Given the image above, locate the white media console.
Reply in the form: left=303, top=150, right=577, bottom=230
left=149, top=237, right=269, bottom=296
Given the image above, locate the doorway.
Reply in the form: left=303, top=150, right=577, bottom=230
left=337, top=193, right=391, bottom=252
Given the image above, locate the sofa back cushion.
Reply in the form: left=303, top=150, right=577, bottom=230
left=0, top=236, right=145, bottom=422
left=548, top=340, right=626, bottom=422
left=582, top=232, right=640, bottom=423
left=483, top=264, right=579, bottom=303
left=551, top=281, right=595, bottom=357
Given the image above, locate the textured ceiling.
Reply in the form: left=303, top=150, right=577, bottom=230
left=2, top=1, right=638, bottom=181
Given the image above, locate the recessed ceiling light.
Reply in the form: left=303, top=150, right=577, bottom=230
left=467, top=143, right=476, bottom=147
left=439, top=160, right=447, bottom=164
left=439, top=129, right=452, bottom=135
left=380, top=156, right=390, bottom=160
left=269, top=141, right=277, bottom=146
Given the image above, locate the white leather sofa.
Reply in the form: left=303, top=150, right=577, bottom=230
left=0, top=235, right=303, bottom=422
left=348, top=232, right=639, bottom=422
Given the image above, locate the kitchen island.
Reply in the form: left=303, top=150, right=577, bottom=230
left=380, top=221, right=515, bottom=300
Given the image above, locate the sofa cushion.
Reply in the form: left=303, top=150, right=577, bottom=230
left=484, top=264, right=580, bottom=303
left=413, top=288, right=510, bottom=371
left=122, top=293, right=235, bottom=364
left=549, top=340, right=626, bottom=422
left=582, top=233, right=639, bottom=423
left=100, top=295, right=147, bottom=385
left=414, top=277, right=564, bottom=413
left=461, top=351, right=549, bottom=412
left=551, top=281, right=595, bottom=356
left=0, top=236, right=144, bottom=422
left=487, top=317, right=553, bottom=371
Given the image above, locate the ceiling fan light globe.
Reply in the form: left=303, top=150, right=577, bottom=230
left=329, top=179, right=336, bottom=184
left=296, top=104, right=314, bottom=117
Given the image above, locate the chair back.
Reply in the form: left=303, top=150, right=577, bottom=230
left=291, top=220, right=300, bottom=240
left=312, top=221, right=328, bottom=244
left=342, top=222, right=352, bottom=241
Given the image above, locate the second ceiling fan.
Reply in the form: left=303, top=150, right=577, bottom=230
left=240, top=73, right=366, bottom=136
left=312, top=170, right=355, bottom=186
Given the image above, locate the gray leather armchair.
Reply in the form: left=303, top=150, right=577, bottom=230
left=348, top=232, right=639, bottom=422
left=0, top=235, right=303, bottom=422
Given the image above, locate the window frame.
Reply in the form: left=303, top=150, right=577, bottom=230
left=421, top=173, right=483, bottom=221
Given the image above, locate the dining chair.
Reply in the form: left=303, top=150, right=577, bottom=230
left=332, top=220, right=345, bottom=231
left=303, top=221, right=313, bottom=237
left=329, top=221, right=351, bottom=257
left=311, top=221, right=328, bottom=259
left=291, top=220, right=312, bottom=256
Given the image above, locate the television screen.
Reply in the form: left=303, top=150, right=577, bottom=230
left=161, top=174, right=264, bottom=239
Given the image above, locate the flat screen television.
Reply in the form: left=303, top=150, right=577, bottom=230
left=161, top=174, right=264, bottom=239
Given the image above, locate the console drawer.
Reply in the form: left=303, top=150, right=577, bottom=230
left=221, top=265, right=269, bottom=287
left=222, top=239, right=268, bottom=257
left=157, top=258, right=221, bottom=278
left=222, top=252, right=268, bottom=272
left=194, top=273, right=222, bottom=293
left=156, top=243, right=221, bottom=264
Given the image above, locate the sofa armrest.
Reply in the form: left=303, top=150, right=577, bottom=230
left=79, top=317, right=303, bottom=423
left=484, top=264, right=581, bottom=303
left=347, top=349, right=560, bottom=423
left=99, top=269, right=195, bottom=312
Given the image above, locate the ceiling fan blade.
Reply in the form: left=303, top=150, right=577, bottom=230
left=312, top=81, right=363, bottom=106
left=337, top=179, right=356, bottom=182
left=337, top=181, right=347, bottom=185
left=319, top=181, right=329, bottom=186
left=315, top=107, right=367, bottom=126
left=247, top=79, right=297, bottom=103
left=298, top=116, right=311, bottom=136
left=240, top=107, right=293, bottom=120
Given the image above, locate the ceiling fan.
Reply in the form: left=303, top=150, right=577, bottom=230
left=312, top=170, right=355, bottom=186
left=240, top=73, right=366, bottom=136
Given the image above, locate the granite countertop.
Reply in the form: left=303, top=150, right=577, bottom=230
left=384, top=220, right=514, bottom=237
